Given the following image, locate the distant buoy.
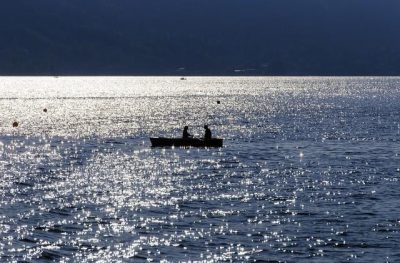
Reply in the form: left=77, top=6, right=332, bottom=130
left=43, top=108, right=48, bottom=112
left=12, top=121, right=18, bottom=127
left=217, top=100, right=221, bottom=104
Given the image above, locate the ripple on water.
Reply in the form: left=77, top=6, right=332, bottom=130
left=1, top=77, right=400, bottom=262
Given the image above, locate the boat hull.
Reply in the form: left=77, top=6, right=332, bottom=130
left=150, top=138, right=223, bottom=148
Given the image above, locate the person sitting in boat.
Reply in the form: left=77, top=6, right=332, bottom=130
left=182, top=126, right=192, bottom=139
left=204, top=125, right=212, bottom=140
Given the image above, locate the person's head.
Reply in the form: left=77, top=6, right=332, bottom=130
left=204, top=125, right=208, bottom=129
left=184, top=126, right=188, bottom=130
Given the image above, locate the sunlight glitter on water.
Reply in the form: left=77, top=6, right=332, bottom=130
left=1, top=77, right=400, bottom=262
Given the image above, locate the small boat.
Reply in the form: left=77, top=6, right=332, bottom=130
left=150, top=137, right=223, bottom=148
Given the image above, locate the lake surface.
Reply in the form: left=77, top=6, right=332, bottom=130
left=1, top=77, right=400, bottom=262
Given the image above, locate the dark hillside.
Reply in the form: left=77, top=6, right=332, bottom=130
left=1, top=0, right=399, bottom=75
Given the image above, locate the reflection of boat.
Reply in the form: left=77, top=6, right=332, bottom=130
left=150, top=137, right=223, bottom=147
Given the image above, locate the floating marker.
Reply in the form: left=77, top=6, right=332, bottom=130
left=12, top=121, right=18, bottom=127
left=43, top=108, right=48, bottom=112
left=217, top=100, right=221, bottom=104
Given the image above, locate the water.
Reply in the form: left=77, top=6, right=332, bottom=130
left=1, top=77, right=400, bottom=262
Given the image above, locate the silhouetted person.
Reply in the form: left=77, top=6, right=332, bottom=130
left=204, top=125, right=212, bottom=140
left=182, top=126, right=192, bottom=139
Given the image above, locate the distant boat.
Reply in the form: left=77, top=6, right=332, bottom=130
left=180, top=77, right=186, bottom=80
left=150, top=137, right=223, bottom=148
